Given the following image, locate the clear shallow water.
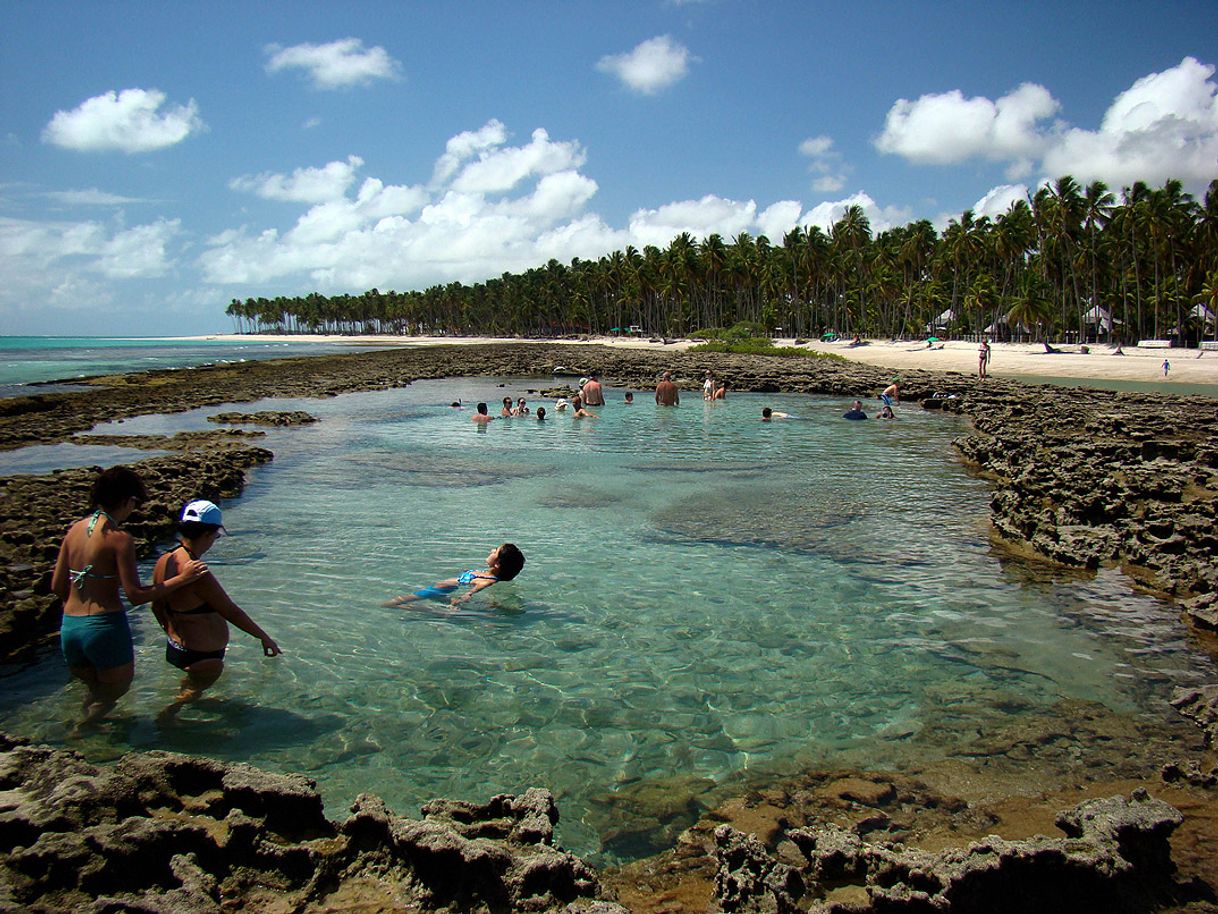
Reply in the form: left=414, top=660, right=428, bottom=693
left=0, top=380, right=1211, bottom=863
left=0, top=336, right=371, bottom=397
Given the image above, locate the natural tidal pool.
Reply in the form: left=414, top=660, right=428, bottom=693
left=1, top=378, right=1212, bottom=863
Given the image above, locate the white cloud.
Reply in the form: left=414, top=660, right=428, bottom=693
left=799, top=135, right=850, bottom=195
left=973, top=183, right=1029, bottom=219
left=875, top=82, right=1058, bottom=169
left=627, top=195, right=757, bottom=246
left=596, top=36, right=693, bottom=95
left=1042, top=56, right=1218, bottom=188
left=198, top=123, right=838, bottom=293
left=450, top=128, right=587, bottom=194
left=876, top=57, right=1218, bottom=193
left=0, top=214, right=180, bottom=321
left=800, top=192, right=911, bottom=235
left=44, top=188, right=149, bottom=206
left=265, top=38, right=401, bottom=90
left=231, top=156, right=367, bottom=203
left=42, top=88, right=204, bottom=153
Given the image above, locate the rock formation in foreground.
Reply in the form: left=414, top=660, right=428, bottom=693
left=712, top=789, right=1186, bottom=914
left=0, top=732, right=627, bottom=914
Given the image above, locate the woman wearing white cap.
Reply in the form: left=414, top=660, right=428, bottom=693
left=152, top=499, right=281, bottom=722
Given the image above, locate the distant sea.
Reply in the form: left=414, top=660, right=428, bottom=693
left=0, top=336, right=372, bottom=398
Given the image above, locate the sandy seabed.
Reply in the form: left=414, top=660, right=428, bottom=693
left=190, top=333, right=1218, bottom=388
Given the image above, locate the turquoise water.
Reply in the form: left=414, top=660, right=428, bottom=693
left=0, top=336, right=370, bottom=396
left=0, top=380, right=1210, bottom=862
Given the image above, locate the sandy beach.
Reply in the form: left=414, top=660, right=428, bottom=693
left=192, top=333, right=1218, bottom=388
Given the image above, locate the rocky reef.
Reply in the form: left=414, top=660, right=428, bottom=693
left=1, top=342, right=1216, bottom=911
left=711, top=789, right=1187, bottom=914
left=0, top=732, right=626, bottom=914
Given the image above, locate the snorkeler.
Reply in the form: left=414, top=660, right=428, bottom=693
left=383, top=543, right=525, bottom=608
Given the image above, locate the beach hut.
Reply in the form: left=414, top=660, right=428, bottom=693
left=1081, top=305, right=1119, bottom=342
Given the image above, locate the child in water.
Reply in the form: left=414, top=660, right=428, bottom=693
left=384, top=543, right=525, bottom=608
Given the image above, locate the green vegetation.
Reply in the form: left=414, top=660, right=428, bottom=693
left=689, top=336, right=845, bottom=359
left=227, top=176, right=1218, bottom=347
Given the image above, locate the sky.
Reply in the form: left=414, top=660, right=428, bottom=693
left=2, top=1, right=1217, bottom=336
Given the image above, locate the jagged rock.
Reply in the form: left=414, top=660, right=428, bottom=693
left=0, top=735, right=625, bottom=914
left=713, top=790, right=1185, bottom=914
left=1171, top=684, right=1218, bottom=749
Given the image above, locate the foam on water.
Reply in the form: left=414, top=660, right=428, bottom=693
left=0, top=378, right=1210, bottom=862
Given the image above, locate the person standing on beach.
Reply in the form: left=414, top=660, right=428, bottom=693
left=581, top=374, right=605, bottom=406
left=978, top=338, right=991, bottom=379
left=52, top=466, right=208, bottom=731
left=655, top=371, right=680, bottom=406
left=152, top=500, right=280, bottom=724
left=1163, top=359, right=1170, bottom=377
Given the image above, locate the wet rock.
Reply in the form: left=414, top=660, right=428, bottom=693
left=0, top=735, right=625, bottom=914
left=1171, top=684, right=1218, bottom=749
left=207, top=410, right=318, bottom=426
left=713, top=790, right=1185, bottom=913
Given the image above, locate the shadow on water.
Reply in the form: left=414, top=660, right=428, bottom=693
left=140, top=700, right=346, bottom=759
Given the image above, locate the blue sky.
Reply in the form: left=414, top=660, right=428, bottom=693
left=3, top=1, right=1217, bottom=335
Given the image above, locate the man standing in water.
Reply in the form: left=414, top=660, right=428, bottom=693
left=581, top=373, right=605, bottom=406
left=655, top=371, right=680, bottom=406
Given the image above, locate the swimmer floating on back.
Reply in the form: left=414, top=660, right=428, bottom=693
left=383, top=543, right=525, bottom=608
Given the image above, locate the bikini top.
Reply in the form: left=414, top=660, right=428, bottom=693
left=165, top=544, right=218, bottom=616
left=68, top=510, right=119, bottom=592
left=457, top=570, right=498, bottom=586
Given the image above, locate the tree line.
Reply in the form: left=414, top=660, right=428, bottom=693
left=226, top=176, right=1218, bottom=345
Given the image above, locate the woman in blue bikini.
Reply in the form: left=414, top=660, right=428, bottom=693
left=383, top=543, right=525, bottom=608
left=52, top=466, right=208, bottom=730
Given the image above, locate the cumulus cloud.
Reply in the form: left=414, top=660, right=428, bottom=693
left=1042, top=56, right=1218, bottom=188
left=42, top=88, right=204, bottom=153
left=199, top=121, right=848, bottom=293
left=596, top=36, right=693, bottom=94
left=799, top=135, right=850, bottom=194
left=265, top=38, right=401, bottom=89
left=231, top=156, right=367, bottom=203
left=972, top=183, right=1029, bottom=220
left=875, top=82, right=1058, bottom=175
left=876, top=57, right=1218, bottom=192
left=800, top=192, right=912, bottom=235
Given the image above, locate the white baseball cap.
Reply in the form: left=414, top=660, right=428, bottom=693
left=181, top=499, right=225, bottom=532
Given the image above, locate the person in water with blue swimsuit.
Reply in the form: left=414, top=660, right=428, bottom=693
left=152, top=500, right=281, bottom=723
left=383, top=543, right=525, bottom=608
left=52, top=466, right=208, bottom=731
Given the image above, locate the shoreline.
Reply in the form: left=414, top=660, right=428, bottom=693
left=0, top=342, right=1215, bottom=911
left=182, top=332, right=1218, bottom=388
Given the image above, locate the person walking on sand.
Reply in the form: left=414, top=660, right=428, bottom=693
left=152, top=500, right=280, bottom=724
left=1163, top=358, right=1171, bottom=377
left=581, top=373, right=605, bottom=406
left=978, top=338, right=991, bottom=379
left=655, top=371, right=680, bottom=406
left=52, top=466, right=209, bottom=731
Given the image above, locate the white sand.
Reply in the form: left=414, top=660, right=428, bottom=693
left=188, top=333, right=1218, bottom=387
